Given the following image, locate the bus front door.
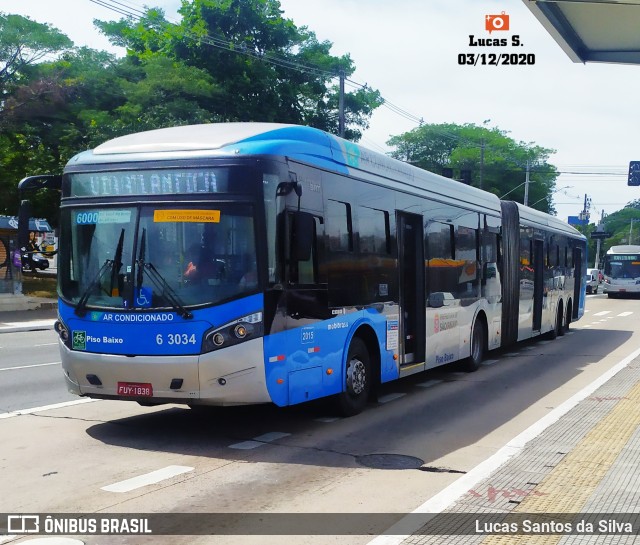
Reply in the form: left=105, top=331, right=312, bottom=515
left=398, top=212, right=425, bottom=366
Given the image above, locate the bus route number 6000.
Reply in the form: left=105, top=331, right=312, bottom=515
left=156, top=333, right=197, bottom=345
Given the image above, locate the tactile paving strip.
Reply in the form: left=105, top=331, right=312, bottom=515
left=402, top=357, right=640, bottom=545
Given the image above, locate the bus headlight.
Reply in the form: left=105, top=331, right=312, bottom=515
left=54, top=318, right=71, bottom=348
left=202, top=312, right=263, bottom=353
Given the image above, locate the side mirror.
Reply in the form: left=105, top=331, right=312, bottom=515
left=291, top=211, right=314, bottom=262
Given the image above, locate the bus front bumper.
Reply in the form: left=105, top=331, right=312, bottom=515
left=60, top=337, right=271, bottom=406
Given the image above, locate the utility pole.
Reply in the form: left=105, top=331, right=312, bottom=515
left=338, top=70, right=345, bottom=138
left=479, top=139, right=485, bottom=190
left=594, top=209, right=606, bottom=268
left=580, top=194, right=591, bottom=223
left=524, top=160, right=530, bottom=206
left=630, top=219, right=636, bottom=245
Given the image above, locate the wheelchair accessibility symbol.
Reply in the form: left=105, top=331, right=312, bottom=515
left=135, top=286, right=153, bottom=308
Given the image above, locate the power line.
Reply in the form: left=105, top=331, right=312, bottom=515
left=88, top=0, right=339, bottom=79
left=83, top=0, right=638, bottom=187
left=88, top=0, right=437, bottom=133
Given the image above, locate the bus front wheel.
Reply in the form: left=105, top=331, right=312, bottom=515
left=336, top=337, right=371, bottom=417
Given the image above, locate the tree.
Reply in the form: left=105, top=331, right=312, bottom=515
left=599, top=204, right=640, bottom=252
left=0, top=13, right=73, bottom=125
left=94, top=0, right=382, bottom=140
left=387, top=123, right=560, bottom=214
left=0, top=14, right=76, bottom=222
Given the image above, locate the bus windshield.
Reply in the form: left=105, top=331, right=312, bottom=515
left=59, top=202, right=258, bottom=310
left=604, top=254, right=640, bottom=279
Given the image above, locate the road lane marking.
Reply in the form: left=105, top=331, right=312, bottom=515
left=592, top=311, right=611, bottom=316
left=229, top=432, right=291, bottom=450
left=253, top=432, right=291, bottom=442
left=618, top=311, right=634, bottom=317
left=417, top=379, right=445, bottom=387
left=377, top=393, right=406, bottom=404
left=366, top=344, right=640, bottom=545
left=0, top=319, right=56, bottom=330
left=101, top=465, right=194, bottom=493
left=482, top=360, right=500, bottom=366
left=0, top=398, right=97, bottom=419
left=0, top=362, right=60, bottom=372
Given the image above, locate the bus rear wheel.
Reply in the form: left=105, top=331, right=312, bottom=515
left=461, top=318, right=485, bottom=372
left=557, top=304, right=566, bottom=337
left=335, top=337, right=371, bottom=417
left=546, top=305, right=563, bottom=340
left=564, top=301, right=572, bottom=333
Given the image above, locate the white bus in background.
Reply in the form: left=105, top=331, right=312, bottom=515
left=603, top=245, right=640, bottom=297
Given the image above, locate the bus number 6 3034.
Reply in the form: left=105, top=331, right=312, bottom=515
left=156, top=333, right=197, bottom=345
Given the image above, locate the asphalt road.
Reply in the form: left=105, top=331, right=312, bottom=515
left=1, top=292, right=639, bottom=545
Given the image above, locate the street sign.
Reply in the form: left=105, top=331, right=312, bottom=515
left=590, top=231, right=612, bottom=239
left=568, top=216, right=588, bottom=226
left=629, top=161, right=640, bottom=186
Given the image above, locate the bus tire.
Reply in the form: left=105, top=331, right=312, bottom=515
left=565, top=301, right=572, bottom=333
left=557, top=302, right=565, bottom=336
left=336, top=337, right=371, bottom=417
left=545, top=305, right=562, bottom=340
left=462, top=318, right=485, bottom=372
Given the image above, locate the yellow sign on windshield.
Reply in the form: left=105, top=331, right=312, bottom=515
left=154, top=210, right=220, bottom=223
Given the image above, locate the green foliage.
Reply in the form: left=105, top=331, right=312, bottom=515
left=600, top=205, right=640, bottom=250
left=387, top=123, right=559, bottom=214
left=0, top=1, right=382, bottom=227
left=95, top=0, right=383, bottom=137
left=0, top=12, right=73, bottom=96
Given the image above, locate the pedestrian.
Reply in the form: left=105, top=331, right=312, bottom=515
left=11, top=245, right=22, bottom=294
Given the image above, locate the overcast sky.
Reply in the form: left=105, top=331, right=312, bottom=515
left=8, top=0, right=640, bottom=224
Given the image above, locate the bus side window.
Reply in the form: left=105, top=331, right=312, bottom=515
left=426, top=221, right=455, bottom=298
left=326, top=199, right=353, bottom=252
left=288, top=211, right=318, bottom=285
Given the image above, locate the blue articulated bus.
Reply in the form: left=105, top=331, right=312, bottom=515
left=18, top=123, right=587, bottom=415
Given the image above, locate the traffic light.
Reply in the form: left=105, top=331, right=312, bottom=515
left=628, top=161, right=640, bottom=186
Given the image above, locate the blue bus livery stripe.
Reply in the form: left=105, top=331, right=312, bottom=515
left=58, top=293, right=263, bottom=356
left=262, top=306, right=398, bottom=407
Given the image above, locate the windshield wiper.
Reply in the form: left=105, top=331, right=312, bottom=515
left=110, top=229, right=125, bottom=296
left=75, top=229, right=125, bottom=317
left=135, top=228, right=193, bottom=319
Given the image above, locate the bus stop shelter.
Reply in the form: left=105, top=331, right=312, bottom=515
left=523, top=0, right=640, bottom=64
left=0, top=216, right=53, bottom=296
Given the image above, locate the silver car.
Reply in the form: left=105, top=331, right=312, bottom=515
left=585, top=269, right=600, bottom=294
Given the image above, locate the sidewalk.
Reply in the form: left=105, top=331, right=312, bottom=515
left=0, top=297, right=57, bottom=333
left=373, top=347, right=640, bottom=545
